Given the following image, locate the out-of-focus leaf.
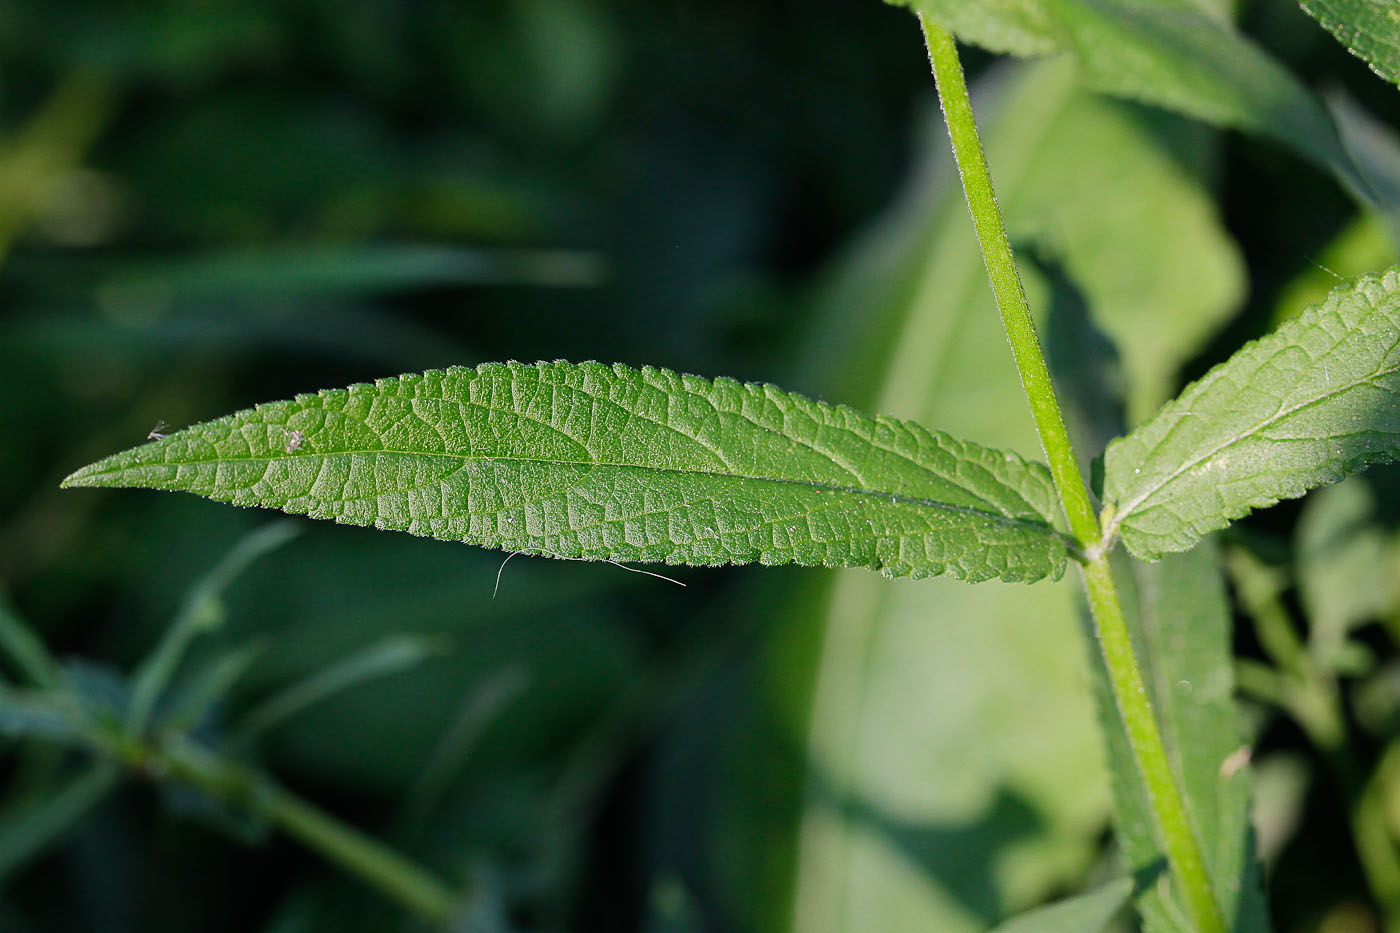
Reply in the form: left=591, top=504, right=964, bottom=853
left=0, top=74, right=114, bottom=265
left=0, top=595, right=59, bottom=688
left=126, top=522, right=300, bottom=733
left=1355, top=661, right=1400, bottom=736
left=988, top=876, right=1133, bottom=933
left=62, top=361, right=1070, bottom=584
left=1104, top=267, right=1400, bottom=560
left=1005, top=95, right=1245, bottom=420
left=778, top=61, right=1109, bottom=933
left=645, top=876, right=706, bottom=933
left=0, top=306, right=474, bottom=372
left=1296, top=477, right=1400, bottom=657
left=157, top=645, right=262, bottom=735
left=1271, top=213, right=1397, bottom=327
left=0, top=764, right=120, bottom=882
left=398, top=666, right=531, bottom=834
left=1301, top=0, right=1400, bottom=89
left=0, top=687, right=86, bottom=745
left=210, top=524, right=646, bottom=792
left=1250, top=754, right=1311, bottom=865
left=1327, top=91, right=1400, bottom=245
left=1090, top=541, right=1268, bottom=931
left=235, top=634, right=449, bottom=739
left=888, top=0, right=1377, bottom=216
left=83, top=243, right=606, bottom=302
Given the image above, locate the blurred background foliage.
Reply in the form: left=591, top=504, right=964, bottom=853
left=4, top=0, right=1400, bottom=931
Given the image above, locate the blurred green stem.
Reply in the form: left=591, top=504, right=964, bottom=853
left=158, top=736, right=459, bottom=924
left=922, top=17, right=1225, bottom=933
left=0, top=591, right=457, bottom=923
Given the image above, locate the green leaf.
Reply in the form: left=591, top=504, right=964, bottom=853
left=988, top=876, right=1133, bottom=933
left=1271, top=213, right=1397, bottom=327
left=1088, top=542, right=1268, bottom=931
left=235, top=634, right=449, bottom=739
left=778, top=62, right=1109, bottom=933
left=1103, top=267, right=1400, bottom=561
left=0, top=686, right=88, bottom=746
left=0, top=764, right=121, bottom=882
left=1296, top=477, right=1400, bottom=655
left=61, top=361, right=1068, bottom=584
left=82, top=242, right=606, bottom=304
left=0, top=595, right=60, bottom=689
left=1302, top=0, right=1400, bottom=89
left=890, top=0, right=1374, bottom=214
left=126, top=521, right=301, bottom=734
left=1004, top=94, right=1245, bottom=421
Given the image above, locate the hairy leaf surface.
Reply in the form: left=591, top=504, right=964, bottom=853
left=62, top=361, right=1067, bottom=583
left=1104, top=268, right=1400, bottom=561
left=1302, top=0, right=1400, bottom=89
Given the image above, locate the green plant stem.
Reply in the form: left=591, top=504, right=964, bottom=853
left=920, top=16, right=1097, bottom=550
left=159, top=737, right=458, bottom=924
left=1079, top=556, right=1225, bottom=933
left=921, top=18, right=1226, bottom=933
left=264, top=781, right=458, bottom=922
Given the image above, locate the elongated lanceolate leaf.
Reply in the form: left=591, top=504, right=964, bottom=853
left=61, top=361, right=1067, bottom=583
left=1103, top=267, right=1400, bottom=561
left=1302, top=0, right=1400, bottom=90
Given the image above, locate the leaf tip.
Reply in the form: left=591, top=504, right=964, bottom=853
left=59, top=451, right=132, bottom=490
left=59, top=464, right=100, bottom=489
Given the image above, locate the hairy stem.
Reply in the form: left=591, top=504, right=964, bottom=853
left=1079, top=556, right=1226, bottom=933
left=920, top=17, right=1096, bottom=549
left=921, top=18, right=1226, bottom=933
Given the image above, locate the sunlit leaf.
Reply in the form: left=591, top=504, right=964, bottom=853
left=1103, top=267, right=1400, bottom=561
left=1302, top=0, right=1400, bottom=89
left=62, top=361, right=1069, bottom=584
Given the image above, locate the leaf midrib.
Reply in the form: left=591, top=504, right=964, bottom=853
left=70, top=446, right=1067, bottom=540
